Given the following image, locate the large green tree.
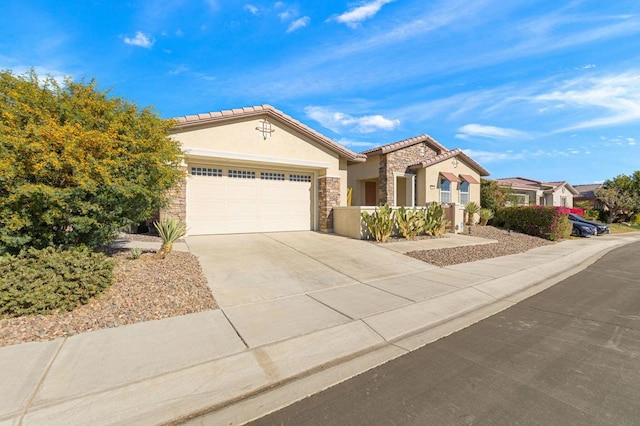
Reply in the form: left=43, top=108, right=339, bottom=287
left=596, top=172, right=640, bottom=222
left=0, top=70, right=183, bottom=254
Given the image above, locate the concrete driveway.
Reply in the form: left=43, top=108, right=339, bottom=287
left=185, top=231, right=501, bottom=348
left=186, top=231, right=437, bottom=308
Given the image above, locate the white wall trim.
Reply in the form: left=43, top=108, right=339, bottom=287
left=184, top=148, right=331, bottom=169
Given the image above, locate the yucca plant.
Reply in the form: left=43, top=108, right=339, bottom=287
left=479, top=208, right=494, bottom=226
left=464, top=202, right=480, bottom=225
left=129, top=247, right=143, bottom=260
left=154, top=218, right=186, bottom=259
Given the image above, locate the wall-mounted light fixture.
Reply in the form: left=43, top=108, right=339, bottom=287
left=451, top=158, right=458, bottom=168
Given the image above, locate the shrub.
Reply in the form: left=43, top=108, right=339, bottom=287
left=396, top=206, right=422, bottom=239
left=422, top=202, right=449, bottom=237
left=479, top=208, right=494, bottom=226
left=494, top=206, right=571, bottom=241
left=0, top=70, right=184, bottom=255
left=0, top=247, right=113, bottom=317
left=362, top=204, right=394, bottom=242
left=154, top=218, right=187, bottom=259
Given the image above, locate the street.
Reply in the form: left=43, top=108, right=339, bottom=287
left=250, top=240, right=640, bottom=425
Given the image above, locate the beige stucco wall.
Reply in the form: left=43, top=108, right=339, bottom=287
left=549, top=186, right=574, bottom=207
left=347, top=155, right=381, bottom=206
left=421, top=158, right=482, bottom=205
left=172, top=116, right=343, bottom=177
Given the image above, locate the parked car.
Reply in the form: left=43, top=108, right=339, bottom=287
left=568, top=213, right=610, bottom=235
left=569, top=219, right=597, bottom=237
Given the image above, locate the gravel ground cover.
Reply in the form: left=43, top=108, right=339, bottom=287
left=405, top=226, right=554, bottom=267
left=0, top=241, right=217, bottom=348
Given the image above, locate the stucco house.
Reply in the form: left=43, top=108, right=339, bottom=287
left=163, top=105, right=365, bottom=236
left=494, top=177, right=578, bottom=207
left=347, top=134, right=490, bottom=208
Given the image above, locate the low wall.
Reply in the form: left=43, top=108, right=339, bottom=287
left=333, top=204, right=467, bottom=240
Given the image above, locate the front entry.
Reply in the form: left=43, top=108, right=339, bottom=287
left=365, top=181, right=377, bottom=206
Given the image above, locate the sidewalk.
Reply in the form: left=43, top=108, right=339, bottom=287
left=2, top=233, right=639, bottom=425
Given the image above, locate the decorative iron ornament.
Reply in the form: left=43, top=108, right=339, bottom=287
left=256, top=119, right=275, bottom=140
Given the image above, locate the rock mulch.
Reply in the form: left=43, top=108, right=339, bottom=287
left=0, top=246, right=217, bottom=348
left=405, top=225, right=554, bottom=267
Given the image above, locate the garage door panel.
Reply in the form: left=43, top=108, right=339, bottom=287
left=186, top=167, right=313, bottom=235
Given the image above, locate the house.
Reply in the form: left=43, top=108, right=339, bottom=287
left=163, top=105, right=366, bottom=236
left=347, top=134, right=490, bottom=208
left=494, top=177, right=578, bottom=207
left=573, top=183, right=604, bottom=209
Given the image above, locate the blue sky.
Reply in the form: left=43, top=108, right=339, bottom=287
left=2, top=1, right=640, bottom=184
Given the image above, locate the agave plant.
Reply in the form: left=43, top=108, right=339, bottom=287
left=479, top=208, right=494, bottom=226
left=154, top=218, right=186, bottom=259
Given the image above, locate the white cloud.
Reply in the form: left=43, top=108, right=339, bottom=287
left=244, top=4, right=259, bottom=15
left=456, top=123, right=530, bottom=140
left=305, top=106, right=400, bottom=134
left=287, top=17, right=310, bottom=33
left=534, top=72, right=640, bottom=132
left=460, top=149, right=525, bottom=163
left=331, top=0, right=394, bottom=28
left=123, top=31, right=154, bottom=48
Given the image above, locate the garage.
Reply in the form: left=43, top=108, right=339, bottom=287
left=186, top=164, right=313, bottom=235
left=167, top=105, right=366, bottom=236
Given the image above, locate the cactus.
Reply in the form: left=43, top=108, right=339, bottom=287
left=362, top=203, right=394, bottom=242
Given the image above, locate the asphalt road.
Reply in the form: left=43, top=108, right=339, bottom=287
left=250, top=241, right=640, bottom=426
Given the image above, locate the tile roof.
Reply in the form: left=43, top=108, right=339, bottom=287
left=408, top=149, right=490, bottom=176
left=360, top=134, right=448, bottom=156
left=574, top=183, right=603, bottom=197
left=172, top=104, right=366, bottom=162
left=495, top=177, right=578, bottom=194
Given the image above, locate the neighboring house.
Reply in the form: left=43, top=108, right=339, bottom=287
left=573, top=183, right=604, bottom=209
left=347, top=134, right=490, bottom=208
left=164, top=105, right=365, bottom=236
left=494, top=177, right=578, bottom=207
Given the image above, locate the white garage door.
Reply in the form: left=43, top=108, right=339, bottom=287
left=186, top=165, right=313, bottom=235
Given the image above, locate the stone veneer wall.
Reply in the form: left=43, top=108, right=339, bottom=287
left=160, top=168, right=187, bottom=222
left=318, top=176, right=341, bottom=232
left=378, top=143, right=438, bottom=205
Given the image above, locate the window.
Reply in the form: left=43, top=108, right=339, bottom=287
left=228, top=170, right=255, bottom=179
left=190, top=167, right=222, bottom=177
left=459, top=181, right=470, bottom=205
left=440, top=177, right=451, bottom=203
left=260, top=172, right=285, bottom=181
left=561, top=196, right=568, bottom=207
left=290, top=174, right=312, bottom=182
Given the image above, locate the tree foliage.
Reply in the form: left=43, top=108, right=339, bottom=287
left=596, top=172, right=640, bottom=222
left=480, top=179, right=511, bottom=211
left=0, top=69, right=183, bottom=254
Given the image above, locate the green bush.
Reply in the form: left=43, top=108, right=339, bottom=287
left=494, top=206, right=571, bottom=241
left=0, top=247, right=113, bottom=317
left=362, top=204, right=395, bottom=242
